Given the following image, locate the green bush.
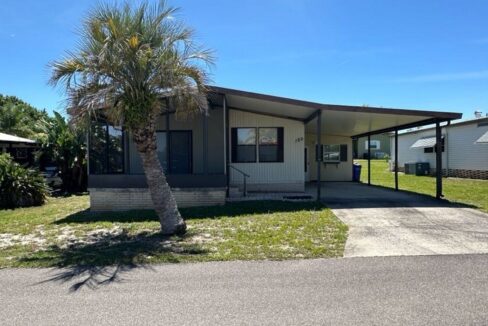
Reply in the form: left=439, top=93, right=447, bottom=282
left=0, top=153, right=49, bottom=208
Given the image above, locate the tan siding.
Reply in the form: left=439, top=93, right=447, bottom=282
left=229, top=110, right=305, bottom=191
left=306, top=134, right=353, bottom=181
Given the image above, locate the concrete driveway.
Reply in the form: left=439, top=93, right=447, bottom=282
left=320, top=182, right=488, bottom=257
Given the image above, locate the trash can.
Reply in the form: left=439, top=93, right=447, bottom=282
left=352, top=163, right=362, bottom=182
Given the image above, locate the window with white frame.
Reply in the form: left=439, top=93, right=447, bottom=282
left=232, top=128, right=257, bottom=163
left=365, top=140, right=381, bottom=150
left=231, top=127, right=284, bottom=163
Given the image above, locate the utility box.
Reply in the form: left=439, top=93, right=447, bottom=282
left=415, top=162, right=430, bottom=176
left=404, top=163, right=416, bottom=175
left=405, top=162, right=430, bottom=175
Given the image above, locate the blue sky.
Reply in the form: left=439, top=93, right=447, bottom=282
left=1, top=0, right=487, bottom=120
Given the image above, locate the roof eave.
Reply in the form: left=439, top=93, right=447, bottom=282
left=208, top=85, right=462, bottom=120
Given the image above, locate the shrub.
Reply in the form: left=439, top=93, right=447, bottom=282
left=0, top=153, right=49, bottom=208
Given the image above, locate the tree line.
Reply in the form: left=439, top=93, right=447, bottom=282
left=0, top=94, right=87, bottom=192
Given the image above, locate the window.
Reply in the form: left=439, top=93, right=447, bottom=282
left=231, top=127, right=284, bottom=163
left=323, top=144, right=341, bottom=162
left=156, top=132, right=168, bottom=172
left=365, top=140, right=381, bottom=150
left=258, top=127, right=283, bottom=162
left=89, top=121, right=124, bottom=174
left=15, top=148, right=28, bottom=159
left=107, top=126, right=124, bottom=173
left=156, top=131, right=192, bottom=174
left=232, top=128, right=256, bottom=162
left=424, top=138, right=445, bottom=153
left=321, top=144, right=348, bottom=163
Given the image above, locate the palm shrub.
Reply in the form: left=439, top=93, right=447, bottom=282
left=0, top=154, right=49, bottom=208
left=38, top=112, right=87, bottom=192
left=49, top=1, right=213, bottom=235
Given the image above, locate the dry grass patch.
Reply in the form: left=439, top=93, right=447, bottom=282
left=0, top=196, right=348, bottom=268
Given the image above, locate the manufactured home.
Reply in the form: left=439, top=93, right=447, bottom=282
left=354, top=134, right=391, bottom=159
left=87, top=86, right=462, bottom=210
left=0, top=132, right=37, bottom=166
left=390, top=116, right=488, bottom=180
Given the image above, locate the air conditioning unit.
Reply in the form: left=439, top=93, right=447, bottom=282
left=405, top=162, right=430, bottom=175
left=415, top=162, right=430, bottom=176
left=404, top=163, right=416, bottom=175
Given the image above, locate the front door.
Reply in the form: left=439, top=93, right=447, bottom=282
left=169, top=131, right=192, bottom=174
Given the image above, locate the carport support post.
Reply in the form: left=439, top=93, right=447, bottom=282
left=394, top=129, right=398, bottom=191
left=367, top=134, right=371, bottom=185
left=316, top=110, right=322, bottom=201
left=435, top=121, right=442, bottom=199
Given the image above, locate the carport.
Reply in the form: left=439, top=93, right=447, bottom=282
left=210, top=86, right=462, bottom=199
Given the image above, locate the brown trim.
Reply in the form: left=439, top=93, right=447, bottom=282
left=352, top=118, right=442, bottom=139
left=304, top=110, right=320, bottom=124
left=435, top=121, right=443, bottom=199
left=209, top=86, right=462, bottom=120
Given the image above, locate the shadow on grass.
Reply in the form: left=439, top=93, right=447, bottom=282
left=25, top=230, right=207, bottom=292
left=360, top=182, right=479, bottom=210
left=50, top=190, right=89, bottom=198
left=54, top=201, right=324, bottom=224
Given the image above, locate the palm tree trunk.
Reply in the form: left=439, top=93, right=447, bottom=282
left=132, top=123, right=186, bottom=235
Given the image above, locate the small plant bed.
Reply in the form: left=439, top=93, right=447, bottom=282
left=0, top=196, right=348, bottom=268
left=356, top=159, right=488, bottom=212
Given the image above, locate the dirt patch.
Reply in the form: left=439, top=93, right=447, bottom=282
left=0, top=233, right=47, bottom=249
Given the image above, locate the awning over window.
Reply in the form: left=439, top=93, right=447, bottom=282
left=475, top=131, right=488, bottom=144
left=410, top=136, right=443, bottom=148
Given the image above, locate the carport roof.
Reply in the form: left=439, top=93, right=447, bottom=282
left=208, top=86, right=462, bottom=138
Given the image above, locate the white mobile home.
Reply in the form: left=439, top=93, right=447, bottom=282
left=390, top=116, right=488, bottom=179
left=87, top=86, right=462, bottom=210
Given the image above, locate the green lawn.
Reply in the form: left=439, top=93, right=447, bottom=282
left=356, top=159, right=488, bottom=212
left=0, top=196, right=347, bottom=268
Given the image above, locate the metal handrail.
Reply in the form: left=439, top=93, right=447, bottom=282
left=229, top=165, right=250, bottom=197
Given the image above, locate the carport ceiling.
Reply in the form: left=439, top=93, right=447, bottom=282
left=209, top=86, right=462, bottom=137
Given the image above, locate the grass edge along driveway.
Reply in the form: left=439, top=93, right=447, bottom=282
left=356, top=159, right=488, bottom=213
left=0, top=195, right=348, bottom=268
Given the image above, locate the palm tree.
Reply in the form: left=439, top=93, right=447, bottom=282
left=49, top=1, right=214, bottom=235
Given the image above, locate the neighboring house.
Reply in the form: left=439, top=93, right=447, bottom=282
left=390, top=116, right=488, bottom=179
left=87, top=86, right=461, bottom=210
left=354, top=134, right=391, bottom=159
left=0, top=132, right=37, bottom=166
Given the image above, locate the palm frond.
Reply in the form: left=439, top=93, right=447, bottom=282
left=49, top=0, right=214, bottom=130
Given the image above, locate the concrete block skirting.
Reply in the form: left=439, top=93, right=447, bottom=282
left=397, top=167, right=487, bottom=180
left=440, top=169, right=488, bottom=180
left=89, top=187, right=226, bottom=211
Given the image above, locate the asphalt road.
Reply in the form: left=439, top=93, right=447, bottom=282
left=1, top=255, right=487, bottom=325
